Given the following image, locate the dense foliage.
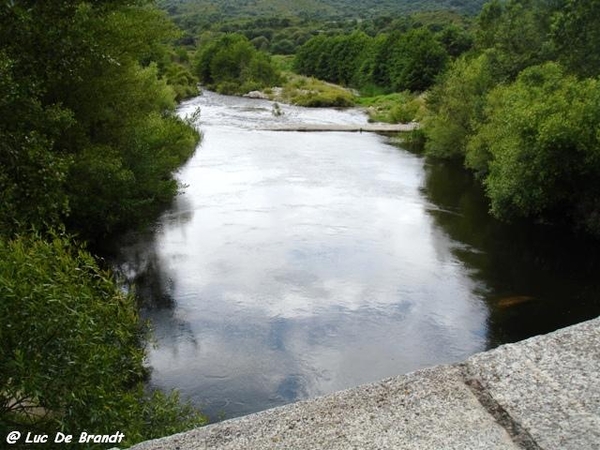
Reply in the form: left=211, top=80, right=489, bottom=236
left=195, top=33, right=282, bottom=94
left=0, top=0, right=200, bottom=242
left=159, top=0, right=487, bottom=30
left=0, top=0, right=206, bottom=445
left=0, top=234, right=206, bottom=446
left=424, top=0, right=600, bottom=235
left=294, top=25, right=469, bottom=93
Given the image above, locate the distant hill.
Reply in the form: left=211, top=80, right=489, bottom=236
left=159, top=0, right=487, bottom=23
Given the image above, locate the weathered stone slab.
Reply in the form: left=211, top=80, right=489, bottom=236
left=465, top=317, right=600, bottom=450
left=130, top=365, right=517, bottom=450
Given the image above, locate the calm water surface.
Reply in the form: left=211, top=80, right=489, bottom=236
left=114, top=91, right=600, bottom=420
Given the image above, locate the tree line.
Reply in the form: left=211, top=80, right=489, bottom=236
left=1, top=0, right=205, bottom=445
left=425, top=0, right=600, bottom=236
left=159, top=0, right=486, bottom=33
left=293, top=25, right=471, bottom=92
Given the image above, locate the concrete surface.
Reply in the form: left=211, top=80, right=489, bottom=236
left=262, top=123, right=418, bottom=132
left=130, top=316, right=600, bottom=450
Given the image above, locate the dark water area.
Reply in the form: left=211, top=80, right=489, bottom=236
left=423, top=161, right=600, bottom=348
left=422, top=159, right=600, bottom=347
left=111, top=91, right=600, bottom=422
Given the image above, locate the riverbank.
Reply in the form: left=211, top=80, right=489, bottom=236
left=246, top=72, right=356, bottom=107
left=241, top=72, right=424, bottom=126
left=129, top=315, right=600, bottom=449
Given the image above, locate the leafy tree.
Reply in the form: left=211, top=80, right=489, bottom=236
left=0, top=52, right=73, bottom=234
left=163, top=61, right=200, bottom=101
left=425, top=53, right=495, bottom=161
left=387, top=28, right=448, bottom=91
left=415, top=0, right=600, bottom=237
left=551, top=0, right=600, bottom=78
left=437, top=24, right=474, bottom=57
left=474, top=0, right=557, bottom=81
left=293, top=34, right=330, bottom=79
left=295, top=28, right=448, bottom=92
left=354, top=34, right=390, bottom=89
left=251, top=35, right=271, bottom=51
left=0, top=233, right=206, bottom=445
left=270, top=38, right=296, bottom=55
left=195, top=33, right=282, bottom=94
left=470, top=63, right=600, bottom=234
left=0, top=0, right=200, bottom=242
left=0, top=1, right=206, bottom=444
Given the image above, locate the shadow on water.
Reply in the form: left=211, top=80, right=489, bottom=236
left=107, top=226, right=198, bottom=350
left=420, top=157, right=600, bottom=347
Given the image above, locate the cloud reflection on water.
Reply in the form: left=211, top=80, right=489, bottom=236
left=130, top=92, right=488, bottom=420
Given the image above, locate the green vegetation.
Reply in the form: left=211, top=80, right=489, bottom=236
left=423, top=0, right=600, bottom=235
left=159, top=0, right=487, bottom=30
left=357, top=92, right=425, bottom=123
left=0, top=0, right=206, bottom=444
left=195, top=33, right=282, bottom=94
left=193, top=33, right=354, bottom=106
left=277, top=74, right=355, bottom=107
left=0, top=233, right=206, bottom=446
left=471, top=63, right=600, bottom=234
left=287, top=23, right=467, bottom=116
left=0, top=1, right=200, bottom=242
left=293, top=25, right=470, bottom=94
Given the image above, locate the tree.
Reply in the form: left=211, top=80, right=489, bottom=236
left=0, top=1, right=200, bottom=242
left=270, top=38, right=295, bottom=55
left=552, top=0, right=600, bottom=78
left=387, top=28, right=448, bottom=92
left=195, top=33, right=282, bottom=94
left=474, top=0, right=557, bottom=81
left=294, top=34, right=330, bottom=79
left=424, top=53, right=495, bottom=161
left=420, top=0, right=600, bottom=237
left=437, top=24, right=474, bottom=57
left=471, top=63, right=600, bottom=234
left=0, top=1, right=206, bottom=443
left=0, top=233, right=206, bottom=445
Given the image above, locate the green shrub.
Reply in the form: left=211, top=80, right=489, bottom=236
left=0, top=233, right=207, bottom=446
left=470, top=63, right=600, bottom=234
left=195, top=33, right=282, bottom=94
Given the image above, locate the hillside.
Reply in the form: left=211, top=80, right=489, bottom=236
left=159, top=0, right=487, bottom=24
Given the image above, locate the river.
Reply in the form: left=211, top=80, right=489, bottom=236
left=113, top=91, right=600, bottom=421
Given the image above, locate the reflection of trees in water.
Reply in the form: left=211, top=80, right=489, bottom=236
left=110, top=232, right=197, bottom=348
left=112, top=193, right=195, bottom=309
left=112, top=235, right=174, bottom=309
left=132, top=250, right=175, bottom=310
left=135, top=250, right=198, bottom=350
left=421, top=158, right=600, bottom=347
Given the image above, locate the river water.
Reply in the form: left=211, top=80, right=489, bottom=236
left=114, top=91, right=600, bottom=421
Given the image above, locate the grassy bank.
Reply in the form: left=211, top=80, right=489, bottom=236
left=267, top=72, right=356, bottom=107
left=356, top=92, right=426, bottom=123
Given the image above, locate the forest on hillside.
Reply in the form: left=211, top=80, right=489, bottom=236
left=159, top=0, right=486, bottom=33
